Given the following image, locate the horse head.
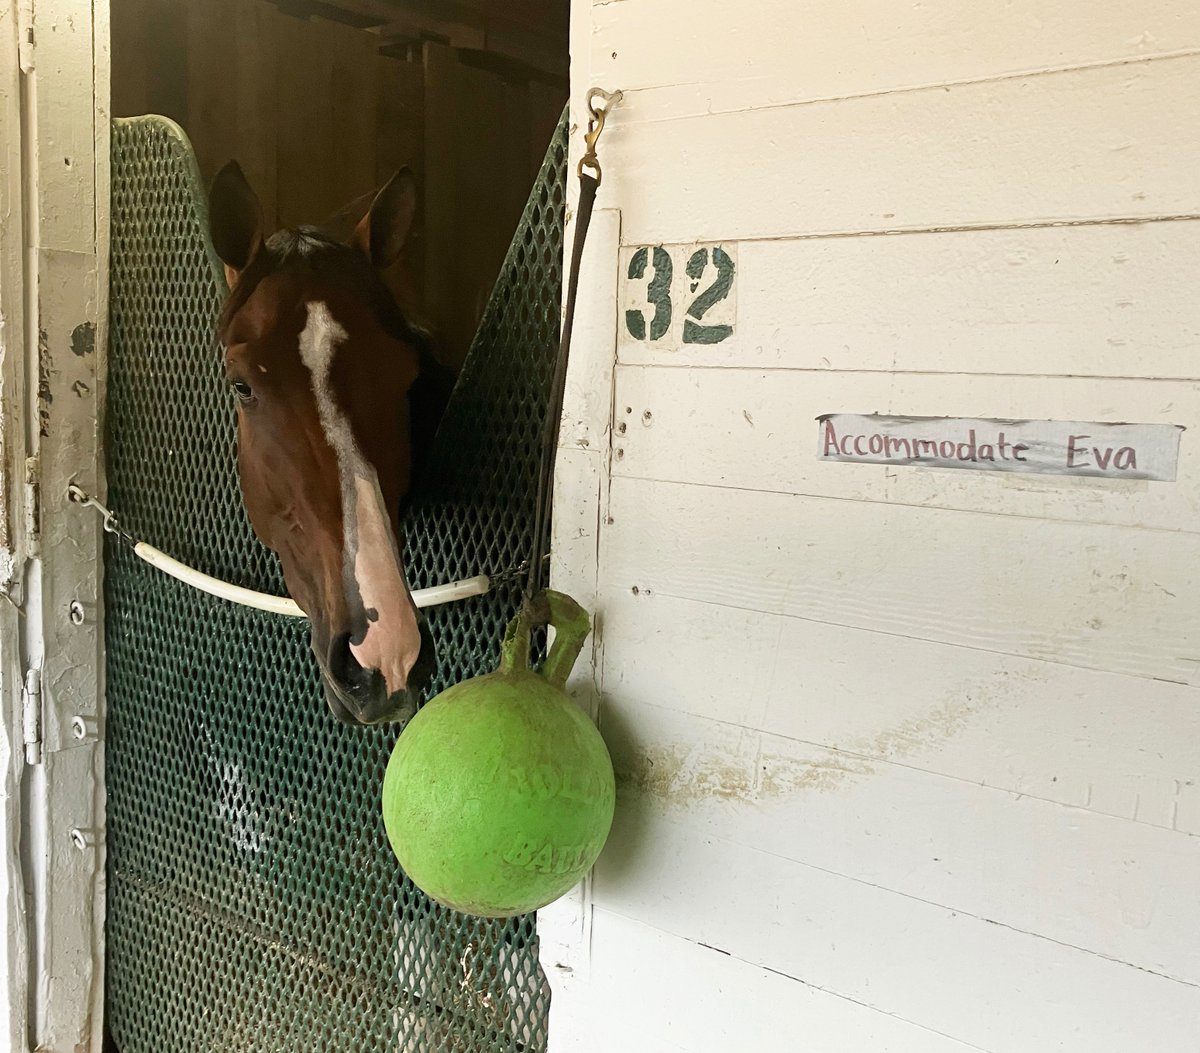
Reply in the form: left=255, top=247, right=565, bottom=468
left=208, top=163, right=451, bottom=726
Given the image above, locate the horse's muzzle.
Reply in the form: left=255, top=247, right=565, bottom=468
left=319, top=621, right=436, bottom=726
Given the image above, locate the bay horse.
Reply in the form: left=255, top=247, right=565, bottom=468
left=207, top=163, right=453, bottom=726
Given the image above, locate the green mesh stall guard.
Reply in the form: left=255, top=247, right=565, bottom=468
left=105, top=113, right=567, bottom=1052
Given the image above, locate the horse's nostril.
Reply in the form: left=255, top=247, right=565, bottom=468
left=322, top=679, right=358, bottom=726
left=326, top=632, right=360, bottom=684
left=408, top=619, right=437, bottom=691
left=319, top=621, right=433, bottom=725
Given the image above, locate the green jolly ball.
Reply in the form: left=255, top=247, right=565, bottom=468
left=381, top=591, right=616, bottom=918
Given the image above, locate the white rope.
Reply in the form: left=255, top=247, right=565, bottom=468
left=68, top=486, right=490, bottom=618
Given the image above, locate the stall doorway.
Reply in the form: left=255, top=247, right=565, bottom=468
left=105, top=4, right=568, bottom=1051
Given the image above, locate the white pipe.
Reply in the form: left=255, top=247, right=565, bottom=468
left=133, top=541, right=490, bottom=618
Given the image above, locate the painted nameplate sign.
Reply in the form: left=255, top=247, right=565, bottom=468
left=817, top=414, right=1183, bottom=481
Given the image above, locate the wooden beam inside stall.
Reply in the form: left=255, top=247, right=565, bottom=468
left=234, top=1, right=282, bottom=232
left=376, top=53, right=426, bottom=329
left=422, top=41, right=564, bottom=368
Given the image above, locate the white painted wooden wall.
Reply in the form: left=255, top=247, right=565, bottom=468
left=544, top=2, right=1200, bottom=1050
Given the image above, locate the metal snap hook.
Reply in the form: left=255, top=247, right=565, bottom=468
left=578, top=87, right=624, bottom=183
left=67, top=483, right=135, bottom=548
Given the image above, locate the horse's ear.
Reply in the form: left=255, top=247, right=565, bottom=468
left=209, top=161, right=264, bottom=288
left=352, top=167, right=416, bottom=269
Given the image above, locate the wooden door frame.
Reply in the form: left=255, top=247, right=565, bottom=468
left=538, top=9, right=624, bottom=1037
left=0, top=1, right=109, bottom=1050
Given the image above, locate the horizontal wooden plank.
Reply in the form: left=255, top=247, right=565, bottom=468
left=598, top=589, right=1200, bottom=834
left=594, top=801, right=1200, bottom=1051
left=616, top=222, right=1200, bottom=379
left=600, top=477, right=1200, bottom=684
left=611, top=368, right=1200, bottom=531
left=594, top=0, right=1200, bottom=122
left=602, top=56, right=1200, bottom=244
left=559, top=909, right=982, bottom=1053
left=599, top=700, right=1200, bottom=983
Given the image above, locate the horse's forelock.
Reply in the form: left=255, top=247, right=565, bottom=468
left=217, top=227, right=432, bottom=356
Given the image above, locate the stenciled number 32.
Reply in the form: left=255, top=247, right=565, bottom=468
left=625, top=246, right=735, bottom=345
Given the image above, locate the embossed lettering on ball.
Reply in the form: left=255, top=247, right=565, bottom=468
left=381, top=591, right=615, bottom=918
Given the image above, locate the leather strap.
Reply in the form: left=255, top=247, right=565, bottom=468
left=527, top=170, right=600, bottom=597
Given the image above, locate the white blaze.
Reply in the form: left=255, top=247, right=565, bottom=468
left=298, top=301, right=422, bottom=694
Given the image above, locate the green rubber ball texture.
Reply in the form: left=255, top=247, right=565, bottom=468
left=382, top=667, right=616, bottom=918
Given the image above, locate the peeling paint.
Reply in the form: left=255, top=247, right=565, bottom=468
left=0, top=443, right=8, bottom=552
left=37, top=328, right=53, bottom=437
left=69, top=321, right=94, bottom=357
left=0, top=549, right=15, bottom=589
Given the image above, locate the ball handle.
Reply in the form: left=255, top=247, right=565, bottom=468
left=499, top=590, right=592, bottom=688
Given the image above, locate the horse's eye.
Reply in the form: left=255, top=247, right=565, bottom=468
left=231, top=380, right=255, bottom=403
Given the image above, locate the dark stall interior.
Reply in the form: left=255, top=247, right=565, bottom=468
left=111, top=0, right=569, bottom=369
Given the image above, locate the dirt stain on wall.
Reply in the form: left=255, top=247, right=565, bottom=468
left=613, top=738, right=874, bottom=807
left=609, top=670, right=1024, bottom=808
left=616, top=745, right=756, bottom=804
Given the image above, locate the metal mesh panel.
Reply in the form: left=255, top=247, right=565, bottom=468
left=105, top=112, right=567, bottom=1053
